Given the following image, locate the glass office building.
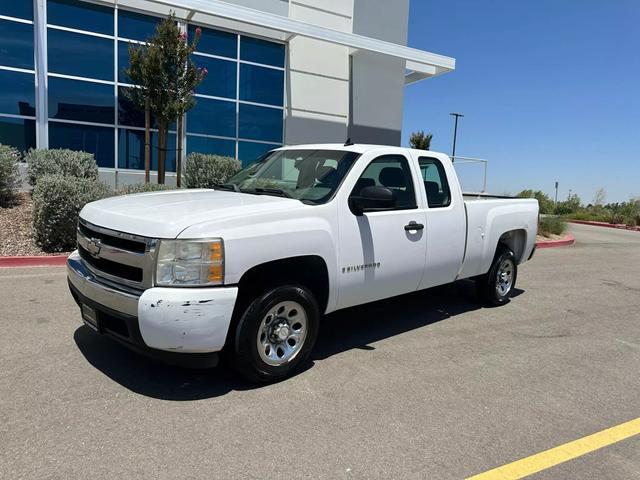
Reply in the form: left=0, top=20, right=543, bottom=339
left=1, top=0, right=283, bottom=173
left=0, top=0, right=453, bottom=185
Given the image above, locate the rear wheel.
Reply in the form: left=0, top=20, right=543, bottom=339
left=231, top=285, right=319, bottom=383
left=476, top=247, right=517, bottom=306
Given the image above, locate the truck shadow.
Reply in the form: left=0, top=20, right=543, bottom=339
left=74, top=281, right=524, bottom=401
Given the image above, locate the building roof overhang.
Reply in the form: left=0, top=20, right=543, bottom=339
left=115, top=0, right=454, bottom=84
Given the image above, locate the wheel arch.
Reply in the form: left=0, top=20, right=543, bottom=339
left=232, top=254, right=330, bottom=316
left=497, top=229, right=528, bottom=263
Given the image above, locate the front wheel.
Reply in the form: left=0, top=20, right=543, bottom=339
left=476, top=247, right=517, bottom=306
left=231, top=285, right=320, bottom=383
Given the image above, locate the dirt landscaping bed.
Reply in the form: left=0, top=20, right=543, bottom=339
left=0, top=193, right=70, bottom=257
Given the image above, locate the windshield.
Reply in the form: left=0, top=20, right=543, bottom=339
left=225, top=149, right=360, bottom=204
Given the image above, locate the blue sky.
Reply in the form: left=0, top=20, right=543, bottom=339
left=401, top=0, right=640, bottom=203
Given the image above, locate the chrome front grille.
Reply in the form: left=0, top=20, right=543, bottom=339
left=77, top=219, right=157, bottom=293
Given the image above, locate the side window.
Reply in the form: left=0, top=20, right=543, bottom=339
left=351, top=154, right=417, bottom=209
left=419, top=157, right=451, bottom=208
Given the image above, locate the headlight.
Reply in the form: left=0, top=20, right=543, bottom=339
left=155, top=239, right=224, bottom=286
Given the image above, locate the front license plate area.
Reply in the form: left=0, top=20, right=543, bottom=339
left=81, top=304, right=99, bottom=332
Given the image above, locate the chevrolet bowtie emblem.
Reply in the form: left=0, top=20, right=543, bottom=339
left=86, top=238, right=102, bottom=257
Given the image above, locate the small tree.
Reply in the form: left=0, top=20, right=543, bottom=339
left=124, top=13, right=207, bottom=184
left=409, top=130, right=433, bottom=150
left=593, top=187, right=606, bottom=207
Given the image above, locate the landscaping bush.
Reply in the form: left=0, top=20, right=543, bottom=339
left=184, top=153, right=241, bottom=189
left=25, top=148, right=98, bottom=186
left=32, top=175, right=111, bottom=252
left=116, top=183, right=176, bottom=195
left=516, top=189, right=554, bottom=214
left=538, top=216, right=567, bottom=237
left=0, top=144, right=20, bottom=206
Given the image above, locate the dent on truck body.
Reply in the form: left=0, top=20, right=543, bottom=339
left=137, top=287, right=238, bottom=353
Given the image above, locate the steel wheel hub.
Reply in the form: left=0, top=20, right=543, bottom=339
left=257, top=301, right=307, bottom=366
left=496, top=259, right=514, bottom=296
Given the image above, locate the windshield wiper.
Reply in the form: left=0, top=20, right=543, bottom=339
left=213, top=183, right=240, bottom=192
left=241, top=187, right=293, bottom=198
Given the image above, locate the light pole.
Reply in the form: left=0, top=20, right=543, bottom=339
left=449, top=113, right=464, bottom=162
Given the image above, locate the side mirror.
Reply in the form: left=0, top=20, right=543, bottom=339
left=349, top=186, right=396, bottom=216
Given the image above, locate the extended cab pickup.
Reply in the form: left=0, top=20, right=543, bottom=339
left=67, top=144, right=538, bottom=382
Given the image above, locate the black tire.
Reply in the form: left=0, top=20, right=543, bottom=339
left=476, top=246, right=517, bottom=307
left=231, top=285, right=320, bottom=383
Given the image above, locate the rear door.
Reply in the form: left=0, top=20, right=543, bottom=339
left=336, top=151, right=427, bottom=309
left=415, top=155, right=466, bottom=289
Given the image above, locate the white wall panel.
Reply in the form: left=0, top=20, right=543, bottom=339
left=289, top=3, right=352, bottom=32
left=289, top=36, right=349, bottom=81
left=290, top=0, right=353, bottom=19
left=288, top=70, right=349, bottom=117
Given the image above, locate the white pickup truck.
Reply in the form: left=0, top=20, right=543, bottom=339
left=68, top=144, right=538, bottom=382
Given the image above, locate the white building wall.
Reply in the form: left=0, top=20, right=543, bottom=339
left=285, top=1, right=353, bottom=145
left=349, top=0, right=410, bottom=146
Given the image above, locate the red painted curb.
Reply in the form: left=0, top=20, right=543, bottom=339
left=568, top=220, right=640, bottom=232
left=0, top=255, right=68, bottom=268
left=536, top=233, right=575, bottom=249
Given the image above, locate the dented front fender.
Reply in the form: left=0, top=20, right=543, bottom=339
left=138, top=286, right=238, bottom=353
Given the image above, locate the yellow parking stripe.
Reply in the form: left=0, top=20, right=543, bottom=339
left=466, top=417, right=640, bottom=480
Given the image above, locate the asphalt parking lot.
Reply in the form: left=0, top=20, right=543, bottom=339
left=1, top=223, right=639, bottom=479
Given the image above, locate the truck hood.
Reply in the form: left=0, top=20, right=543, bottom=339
left=80, top=189, right=301, bottom=238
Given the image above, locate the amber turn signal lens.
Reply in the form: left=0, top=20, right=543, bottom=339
left=207, top=264, right=223, bottom=283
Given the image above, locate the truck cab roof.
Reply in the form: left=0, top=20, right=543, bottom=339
left=274, top=143, right=449, bottom=159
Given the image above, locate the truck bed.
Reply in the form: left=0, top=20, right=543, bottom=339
left=458, top=196, right=538, bottom=280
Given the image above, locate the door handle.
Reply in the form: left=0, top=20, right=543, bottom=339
left=404, top=222, right=424, bottom=231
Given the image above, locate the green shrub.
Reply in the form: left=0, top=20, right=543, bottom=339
left=184, top=153, right=241, bottom=189
left=0, top=144, right=20, bottom=206
left=516, top=189, right=555, bottom=214
left=25, top=148, right=98, bottom=187
left=538, top=216, right=567, bottom=237
left=33, top=175, right=112, bottom=252
left=116, top=183, right=177, bottom=195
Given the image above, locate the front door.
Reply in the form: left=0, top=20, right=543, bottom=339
left=337, top=153, right=427, bottom=309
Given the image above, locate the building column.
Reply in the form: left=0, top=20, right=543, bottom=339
left=34, top=0, right=48, bottom=149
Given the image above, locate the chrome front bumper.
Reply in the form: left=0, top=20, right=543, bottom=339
left=67, top=250, right=238, bottom=355
left=67, top=250, right=139, bottom=317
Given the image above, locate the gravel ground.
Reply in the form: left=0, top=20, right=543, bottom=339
left=0, top=193, right=68, bottom=257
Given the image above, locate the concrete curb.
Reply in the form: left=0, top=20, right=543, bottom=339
left=568, top=220, right=640, bottom=232
left=0, top=255, right=68, bottom=268
left=536, top=233, right=575, bottom=249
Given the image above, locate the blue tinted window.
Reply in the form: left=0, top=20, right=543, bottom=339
left=118, top=86, right=174, bottom=130
left=240, top=64, right=283, bottom=106
left=194, top=56, right=236, bottom=99
left=190, top=25, right=236, bottom=58
left=0, top=117, right=36, bottom=152
left=49, top=122, right=115, bottom=168
left=187, top=136, right=235, bottom=157
left=187, top=98, right=235, bottom=137
left=118, top=10, right=161, bottom=41
left=47, top=0, right=113, bottom=35
left=49, top=77, right=114, bottom=124
left=238, top=141, right=279, bottom=166
left=0, top=20, right=34, bottom=70
left=0, top=70, right=35, bottom=116
left=0, top=2, right=33, bottom=20
left=118, top=41, right=131, bottom=83
left=118, top=128, right=176, bottom=172
left=118, top=86, right=146, bottom=128
left=239, top=104, right=282, bottom=142
left=48, top=29, right=113, bottom=80
left=240, top=36, right=284, bottom=68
